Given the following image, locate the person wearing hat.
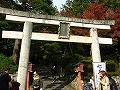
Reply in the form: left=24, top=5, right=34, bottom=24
left=32, top=71, right=42, bottom=90
left=0, top=67, right=11, bottom=90
left=98, top=70, right=110, bottom=90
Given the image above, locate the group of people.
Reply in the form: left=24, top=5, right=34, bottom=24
left=0, top=67, right=20, bottom=90
left=0, top=67, right=43, bottom=90
left=83, top=70, right=118, bottom=90
left=0, top=67, right=118, bottom=90
left=0, top=66, right=55, bottom=90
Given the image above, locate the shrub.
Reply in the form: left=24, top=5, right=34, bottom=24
left=106, top=60, right=118, bottom=72
left=0, top=54, right=18, bottom=74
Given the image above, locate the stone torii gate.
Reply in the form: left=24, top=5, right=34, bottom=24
left=0, top=7, right=114, bottom=90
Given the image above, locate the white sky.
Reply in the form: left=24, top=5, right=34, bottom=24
left=53, top=0, right=67, bottom=11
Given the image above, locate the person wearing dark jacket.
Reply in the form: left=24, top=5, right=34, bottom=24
left=0, top=67, right=11, bottom=90
left=109, top=77, right=118, bottom=90
left=51, top=65, right=57, bottom=83
left=83, top=76, right=93, bottom=90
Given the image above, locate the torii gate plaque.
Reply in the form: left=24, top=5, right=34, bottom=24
left=0, top=7, right=114, bottom=90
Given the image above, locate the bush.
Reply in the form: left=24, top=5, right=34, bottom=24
left=0, top=54, right=18, bottom=73
left=106, top=60, right=118, bottom=72
left=82, top=58, right=93, bottom=76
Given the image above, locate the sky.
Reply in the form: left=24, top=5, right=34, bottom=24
left=53, top=0, right=67, bottom=11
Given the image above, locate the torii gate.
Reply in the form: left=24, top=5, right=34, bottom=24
left=0, top=7, right=114, bottom=90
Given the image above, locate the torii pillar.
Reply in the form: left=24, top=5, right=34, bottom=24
left=17, top=21, right=33, bottom=90
left=90, top=28, right=101, bottom=62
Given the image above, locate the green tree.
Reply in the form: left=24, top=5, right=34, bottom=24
left=18, top=0, right=58, bottom=14
left=0, top=0, right=58, bottom=64
left=60, top=0, right=90, bottom=17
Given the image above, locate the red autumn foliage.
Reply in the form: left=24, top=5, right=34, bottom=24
left=71, top=28, right=89, bottom=36
left=60, top=2, right=120, bottom=42
left=82, top=3, right=108, bottom=20
left=110, top=7, right=120, bottom=42
left=82, top=3, right=120, bottom=41
left=60, top=9, right=73, bottom=17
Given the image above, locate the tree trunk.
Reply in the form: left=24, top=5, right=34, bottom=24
left=13, top=39, right=21, bottom=64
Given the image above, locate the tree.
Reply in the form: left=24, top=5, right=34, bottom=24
left=110, top=7, right=120, bottom=42
left=60, top=0, right=98, bottom=17
left=18, top=0, right=58, bottom=15
left=0, top=0, right=15, bottom=8
left=0, top=0, right=58, bottom=64
left=60, top=0, right=120, bottom=62
left=82, top=3, right=108, bottom=20
left=60, top=0, right=120, bottom=39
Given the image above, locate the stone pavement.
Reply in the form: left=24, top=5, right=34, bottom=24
left=30, top=65, right=69, bottom=90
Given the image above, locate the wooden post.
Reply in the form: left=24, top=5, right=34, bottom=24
left=17, top=21, right=33, bottom=90
left=77, top=72, right=82, bottom=90
left=26, top=71, right=30, bottom=90
left=90, top=28, right=101, bottom=62
left=26, top=63, right=33, bottom=90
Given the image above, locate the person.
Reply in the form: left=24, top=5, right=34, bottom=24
left=108, top=76, right=118, bottom=90
left=51, top=65, right=57, bottom=83
left=83, top=76, right=93, bottom=90
left=90, top=76, right=95, bottom=90
left=32, top=71, right=42, bottom=90
left=11, top=81, right=20, bottom=90
left=0, top=67, right=11, bottom=90
left=98, top=70, right=110, bottom=90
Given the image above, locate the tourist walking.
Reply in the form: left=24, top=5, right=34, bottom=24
left=51, top=65, right=57, bottom=83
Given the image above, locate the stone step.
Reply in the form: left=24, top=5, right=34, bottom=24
left=30, top=65, right=67, bottom=90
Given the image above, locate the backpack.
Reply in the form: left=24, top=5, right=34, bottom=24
left=83, top=82, right=93, bottom=90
